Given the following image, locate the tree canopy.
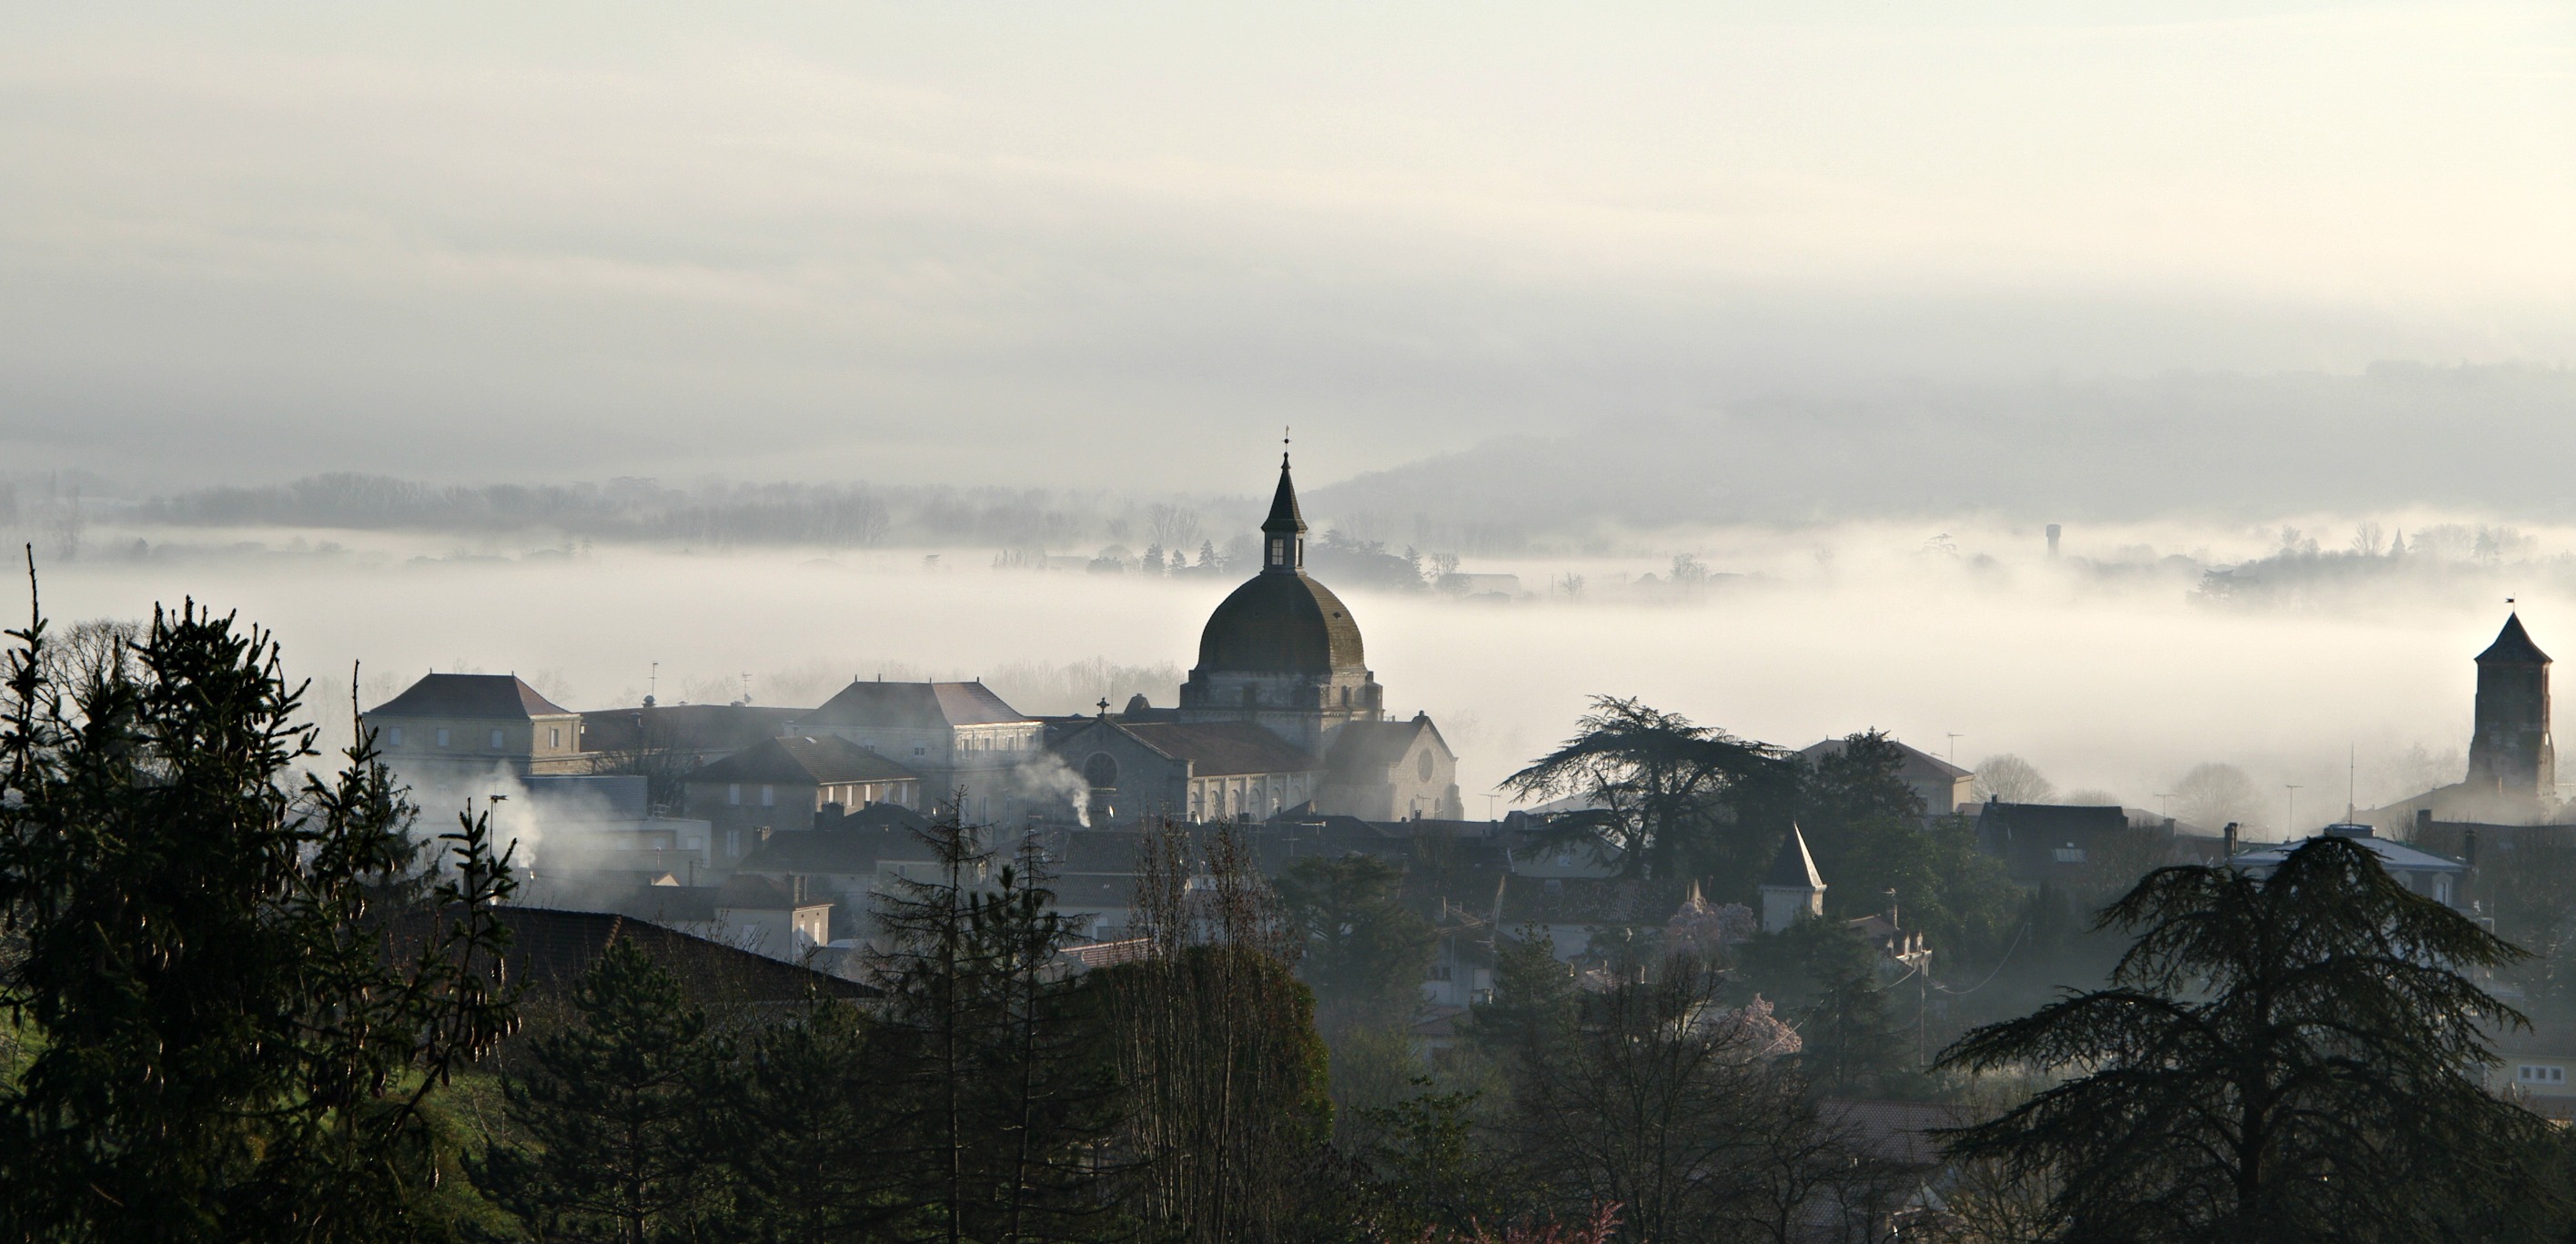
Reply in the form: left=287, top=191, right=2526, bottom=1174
left=1936, top=834, right=2558, bottom=1243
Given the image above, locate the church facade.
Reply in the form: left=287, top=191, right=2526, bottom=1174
left=1056, top=451, right=1467, bottom=824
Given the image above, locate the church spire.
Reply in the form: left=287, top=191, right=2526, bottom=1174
left=1261, top=439, right=1306, bottom=573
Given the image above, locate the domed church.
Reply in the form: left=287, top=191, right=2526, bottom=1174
left=1052, top=451, right=1466, bottom=824
left=1177, top=450, right=1384, bottom=753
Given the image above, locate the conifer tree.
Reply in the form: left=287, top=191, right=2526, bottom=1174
left=1938, top=834, right=2561, bottom=1243
left=0, top=577, right=518, bottom=1242
left=474, top=938, right=732, bottom=1243
left=719, top=999, right=915, bottom=1242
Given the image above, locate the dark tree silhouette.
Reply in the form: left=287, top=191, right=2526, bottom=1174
left=1502, top=696, right=1793, bottom=882
left=1936, top=834, right=2560, bottom=1243
left=0, top=569, right=518, bottom=1242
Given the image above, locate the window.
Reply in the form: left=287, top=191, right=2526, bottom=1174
left=435, top=728, right=450, bottom=748
left=2520, top=1066, right=2568, bottom=1085
left=729, top=784, right=742, bottom=806
left=386, top=727, right=404, bottom=747
left=1084, top=753, right=1119, bottom=790
left=2053, top=845, right=2087, bottom=864
left=1270, top=538, right=1285, bottom=565
left=1418, top=751, right=1436, bottom=783
left=761, top=784, right=776, bottom=807
left=725, top=829, right=740, bottom=857
left=489, top=729, right=504, bottom=750
left=549, top=727, right=561, bottom=748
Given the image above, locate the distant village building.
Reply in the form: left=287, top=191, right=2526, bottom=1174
left=1035, top=450, right=1474, bottom=825
left=798, top=679, right=1043, bottom=823
left=577, top=702, right=811, bottom=773
left=1046, top=715, right=1324, bottom=824
left=362, top=673, right=589, bottom=777
left=1797, top=736, right=1976, bottom=817
left=682, top=734, right=923, bottom=864
left=1973, top=801, right=2134, bottom=885
left=2228, top=823, right=2470, bottom=910
left=2368, top=612, right=2565, bottom=828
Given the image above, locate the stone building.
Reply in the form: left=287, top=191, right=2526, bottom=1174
left=1153, top=450, right=1464, bottom=821
left=363, top=673, right=589, bottom=777
left=798, top=679, right=1045, bottom=823
left=682, top=734, right=923, bottom=863
left=2469, top=612, right=2554, bottom=800
left=1049, top=713, right=1325, bottom=824
left=1797, top=735, right=1976, bottom=818
left=2367, top=612, right=2565, bottom=828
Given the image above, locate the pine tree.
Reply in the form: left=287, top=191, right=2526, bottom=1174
left=474, top=938, right=732, bottom=1243
left=722, top=1000, right=917, bottom=1242
left=0, top=582, right=518, bottom=1242
left=1938, top=834, right=2562, bottom=1243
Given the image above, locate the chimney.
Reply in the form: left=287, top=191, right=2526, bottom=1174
left=2046, top=523, right=2062, bottom=558
left=2416, top=807, right=2434, bottom=836
left=2464, top=827, right=2479, bottom=868
left=2223, top=822, right=2238, bottom=858
left=792, top=874, right=807, bottom=904
left=815, top=802, right=844, bottom=830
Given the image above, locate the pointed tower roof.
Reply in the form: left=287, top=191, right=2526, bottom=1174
left=1262, top=450, right=1307, bottom=541
left=1761, top=824, right=1826, bottom=891
left=2479, top=613, right=2551, bottom=664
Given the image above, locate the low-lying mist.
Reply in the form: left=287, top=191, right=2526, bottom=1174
left=11, top=509, right=2562, bottom=844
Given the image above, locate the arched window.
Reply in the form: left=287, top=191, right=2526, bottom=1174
left=1084, top=753, right=1120, bottom=790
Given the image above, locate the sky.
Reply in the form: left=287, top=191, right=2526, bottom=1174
left=3, top=2, right=2571, bottom=493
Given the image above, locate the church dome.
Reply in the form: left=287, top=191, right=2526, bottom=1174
left=1197, top=572, right=1366, bottom=674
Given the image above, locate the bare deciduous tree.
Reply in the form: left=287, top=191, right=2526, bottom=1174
left=1971, top=754, right=2055, bottom=805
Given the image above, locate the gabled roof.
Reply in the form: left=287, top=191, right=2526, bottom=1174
left=1975, top=801, right=2127, bottom=838
left=366, top=673, right=572, bottom=720
left=1762, top=825, right=1825, bottom=890
left=2479, top=613, right=2551, bottom=664
left=686, top=736, right=920, bottom=787
left=1118, top=721, right=1324, bottom=776
left=1796, top=735, right=1971, bottom=781
left=806, top=680, right=1034, bottom=730
left=1326, top=715, right=1447, bottom=778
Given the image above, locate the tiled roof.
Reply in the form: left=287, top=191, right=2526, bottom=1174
left=367, top=673, right=572, bottom=720
left=686, top=735, right=920, bottom=786
left=1121, top=722, right=1323, bottom=776
left=807, top=680, right=1034, bottom=729
left=578, top=703, right=810, bottom=754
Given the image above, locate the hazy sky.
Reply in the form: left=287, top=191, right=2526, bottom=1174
left=3, top=2, right=2571, bottom=491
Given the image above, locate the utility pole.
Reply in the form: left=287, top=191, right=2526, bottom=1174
left=2286, top=784, right=2302, bottom=835
left=1946, top=733, right=1965, bottom=764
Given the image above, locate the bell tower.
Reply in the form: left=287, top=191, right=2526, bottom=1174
left=2467, top=612, right=2553, bottom=801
